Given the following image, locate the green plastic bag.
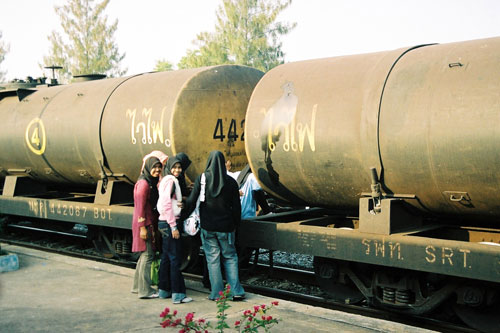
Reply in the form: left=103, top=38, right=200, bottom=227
left=151, top=256, right=160, bottom=286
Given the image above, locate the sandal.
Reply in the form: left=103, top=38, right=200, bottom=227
left=232, top=295, right=245, bottom=301
left=140, top=293, right=159, bottom=299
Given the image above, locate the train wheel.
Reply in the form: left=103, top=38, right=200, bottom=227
left=453, top=304, right=500, bottom=333
left=313, top=256, right=365, bottom=304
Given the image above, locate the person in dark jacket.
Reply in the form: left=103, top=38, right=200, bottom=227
left=185, top=150, right=245, bottom=301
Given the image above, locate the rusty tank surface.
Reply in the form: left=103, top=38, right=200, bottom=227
left=0, top=65, right=263, bottom=186
left=244, top=37, right=500, bottom=220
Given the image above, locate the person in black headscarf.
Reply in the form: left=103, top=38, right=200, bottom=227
left=185, top=151, right=245, bottom=301
left=131, top=155, right=162, bottom=299
left=175, top=152, right=192, bottom=199
left=156, top=156, right=193, bottom=304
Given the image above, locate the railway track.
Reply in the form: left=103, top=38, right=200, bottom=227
left=0, top=228, right=477, bottom=333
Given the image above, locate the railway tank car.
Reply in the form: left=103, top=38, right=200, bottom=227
left=241, top=37, right=500, bottom=332
left=0, top=65, right=263, bottom=260
left=245, top=37, right=500, bottom=219
left=0, top=65, right=262, bottom=187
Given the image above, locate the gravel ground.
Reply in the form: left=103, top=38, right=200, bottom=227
left=242, top=250, right=325, bottom=296
left=252, top=250, right=315, bottom=271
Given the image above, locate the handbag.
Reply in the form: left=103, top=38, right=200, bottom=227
left=183, top=173, right=205, bottom=236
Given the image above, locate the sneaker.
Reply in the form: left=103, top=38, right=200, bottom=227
left=232, top=295, right=245, bottom=301
left=140, top=293, right=159, bottom=299
left=173, top=297, right=193, bottom=304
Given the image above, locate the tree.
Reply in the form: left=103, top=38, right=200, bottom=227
left=42, top=0, right=126, bottom=82
left=178, top=0, right=296, bottom=72
left=154, top=59, right=174, bottom=72
left=0, top=31, right=10, bottom=82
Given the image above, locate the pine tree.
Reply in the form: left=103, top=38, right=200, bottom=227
left=178, top=0, right=296, bottom=72
left=0, top=31, right=10, bottom=82
left=42, top=0, right=126, bottom=82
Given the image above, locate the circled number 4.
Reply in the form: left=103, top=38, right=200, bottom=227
left=31, top=128, right=41, bottom=146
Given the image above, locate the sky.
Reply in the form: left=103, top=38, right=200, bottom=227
left=1, top=0, right=500, bottom=81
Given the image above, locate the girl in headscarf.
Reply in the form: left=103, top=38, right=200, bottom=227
left=131, top=155, right=162, bottom=299
left=185, top=150, right=245, bottom=301
left=156, top=156, right=193, bottom=304
left=175, top=152, right=192, bottom=199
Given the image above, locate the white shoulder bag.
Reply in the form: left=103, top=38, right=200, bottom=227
left=183, top=173, right=205, bottom=236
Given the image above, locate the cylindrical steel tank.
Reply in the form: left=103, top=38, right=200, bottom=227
left=0, top=65, right=263, bottom=185
left=245, top=37, right=500, bottom=218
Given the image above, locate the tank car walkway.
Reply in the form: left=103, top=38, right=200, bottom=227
left=0, top=243, right=435, bottom=333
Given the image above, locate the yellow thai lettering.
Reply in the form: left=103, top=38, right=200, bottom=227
left=127, top=107, right=168, bottom=146
left=265, top=104, right=317, bottom=152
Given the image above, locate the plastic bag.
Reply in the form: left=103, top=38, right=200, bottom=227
left=183, top=174, right=204, bottom=236
left=183, top=211, right=200, bottom=236
left=151, top=256, right=160, bottom=286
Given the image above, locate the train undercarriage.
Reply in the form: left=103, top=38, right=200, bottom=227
left=237, top=205, right=500, bottom=333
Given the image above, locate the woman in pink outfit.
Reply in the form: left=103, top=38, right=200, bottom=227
left=131, top=155, right=162, bottom=299
left=156, top=156, right=193, bottom=304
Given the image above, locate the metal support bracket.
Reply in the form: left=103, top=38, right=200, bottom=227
left=2, top=175, right=47, bottom=197
left=94, top=179, right=133, bottom=206
left=359, top=198, right=422, bottom=235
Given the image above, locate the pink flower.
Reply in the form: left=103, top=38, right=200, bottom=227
left=185, top=312, right=194, bottom=323
left=261, top=304, right=266, bottom=309
left=244, top=310, right=251, bottom=316
left=173, top=310, right=178, bottom=316
left=219, top=291, right=224, bottom=296
left=253, top=305, right=260, bottom=312
left=160, top=307, right=170, bottom=317
left=266, top=316, right=273, bottom=321
left=271, top=301, right=279, bottom=306
left=179, top=329, right=186, bottom=333
left=234, top=320, right=241, bottom=326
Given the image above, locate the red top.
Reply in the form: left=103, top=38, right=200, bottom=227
left=132, top=179, right=159, bottom=252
